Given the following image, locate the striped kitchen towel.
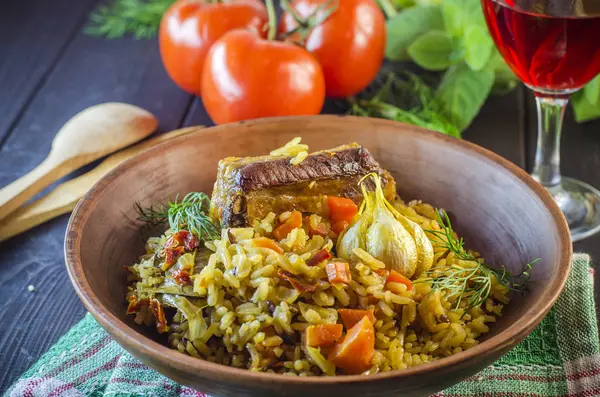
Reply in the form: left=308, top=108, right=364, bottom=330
left=5, top=254, right=600, bottom=397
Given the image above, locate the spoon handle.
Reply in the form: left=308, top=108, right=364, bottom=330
left=0, top=126, right=203, bottom=240
left=0, top=192, right=78, bottom=241
left=0, top=155, right=66, bottom=222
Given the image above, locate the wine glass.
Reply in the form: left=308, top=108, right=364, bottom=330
left=481, top=0, right=600, bottom=242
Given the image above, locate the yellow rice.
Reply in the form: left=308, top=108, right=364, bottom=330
left=127, top=199, right=509, bottom=376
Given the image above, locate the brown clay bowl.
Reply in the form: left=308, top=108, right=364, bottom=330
left=65, top=116, right=572, bottom=397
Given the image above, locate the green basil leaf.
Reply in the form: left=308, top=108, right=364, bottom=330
left=584, top=74, right=600, bottom=105
left=463, top=25, right=494, bottom=71
left=436, top=63, right=494, bottom=130
left=407, top=31, right=454, bottom=71
left=572, top=89, right=600, bottom=123
left=385, top=6, right=444, bottom=61
left=443, top=0, right=485, bottom=37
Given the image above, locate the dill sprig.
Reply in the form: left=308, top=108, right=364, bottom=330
left=135, top=192, right=220, bottom=241
left=419, top=209, right=538, bottom=312
left=86, top=0, right=175, bottom=39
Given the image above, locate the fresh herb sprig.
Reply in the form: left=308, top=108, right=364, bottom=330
left=347, top=71, right=461, bottom=137
left=419, top=209, right=538, bottom=312
left=382, top=0, right=600, bottom=128
left=86, top=0, right=175, bottom=39
left=135, top=192, right=220, bottom=241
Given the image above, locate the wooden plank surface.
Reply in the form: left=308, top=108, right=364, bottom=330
left=0, top=24, right=192, bottom=392
left=0, top=0, right=100, bottom=145
left=0, top=0, right=597, bottom=393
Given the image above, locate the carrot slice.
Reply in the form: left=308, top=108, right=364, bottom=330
left=327, top=196, right=358, bottom=223
left=328, top=316, right=374, bottom=374
left=253, top=237, right=284, bottom=254
left=331, top=220, right=350, bottom=235
left=273, top=210, right=303, bottom=240
left=306, top=324, right=343, bottom=347
left=326, top=262, right=352, bottom=285
left=386, top=270, right=413, bottom=291
left=338, top=309, right=375, bottom=329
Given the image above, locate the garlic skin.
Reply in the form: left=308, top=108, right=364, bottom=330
left=395, top=214, right=434, bottom=277
left=337, top=220, right=364, bottom=260
left=366, top=204, right=418, bottom=278
left=336, top=173, right=431, bottom=279
left=336, top=190, right=373, bottom=261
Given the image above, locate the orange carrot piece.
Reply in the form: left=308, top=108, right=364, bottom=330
left=338, top=309, right=375, bottom=329
left=306, top=324, right=343, bottom=347
left=326, top=262, right=352, bottom=285
left=253, top=237, right=284, bottom=254
left=386, top=270, right=413, bottom=291
left=331, top=220, right=350, bottom=235
left=273, top=210, right=303, bottom=240
left=327, top=196, right=358, bottom=223
left=328, top=316, right=374, bottom=374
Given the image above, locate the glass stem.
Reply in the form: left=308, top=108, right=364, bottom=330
left=531, top=96, right=568, bottom=189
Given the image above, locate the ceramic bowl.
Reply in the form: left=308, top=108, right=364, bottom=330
left=65, top=116, right=572, bottom=397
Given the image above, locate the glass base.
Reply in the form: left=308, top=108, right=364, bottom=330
left=541, top=177, right=600, bottom=242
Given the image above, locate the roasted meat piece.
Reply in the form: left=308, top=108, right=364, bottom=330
left=209, top=143, right=396, bottom=227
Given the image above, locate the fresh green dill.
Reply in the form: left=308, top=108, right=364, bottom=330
left=135, top=192, right=220, bottom=241
left=418, top=209, right=538, bottom=312
left=347, top=72, right=461, bottom=138
left=86, top=0, right=175, bottom=39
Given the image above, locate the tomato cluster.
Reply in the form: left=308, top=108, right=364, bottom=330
left=159, top=0, right=385, bottom=125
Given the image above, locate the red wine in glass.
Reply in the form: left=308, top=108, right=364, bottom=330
left=482, top=0, right=600, bottom=241
left=482, top=0, right=600, bottom=94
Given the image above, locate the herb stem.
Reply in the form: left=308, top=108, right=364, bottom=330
left=417, top=209, right=538, bottom=313
left=136, top=192, right=220, bottom=241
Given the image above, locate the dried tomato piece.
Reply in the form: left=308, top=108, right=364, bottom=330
left=150, top=299, right=169, bottom=334
left=166, top=230, right=199, bottom=251
left=164, top=246, right=185, bottom=268
left=277, top=269, right=317, bottom=292
left=126, top=296, right=149, bottom=315
left=173, top=269, right=192, bottom=286
left=306, top=249, right=332, bottom=266
left=304, top=215, right=329, bottom=237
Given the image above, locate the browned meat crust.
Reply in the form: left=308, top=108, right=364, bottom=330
left=210, top=143, right=396, bottom=227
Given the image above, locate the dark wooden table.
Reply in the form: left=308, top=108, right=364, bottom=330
left=1, top=0, right=599, bottom=393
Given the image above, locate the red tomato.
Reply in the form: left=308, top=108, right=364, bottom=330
left=159, top=0, right=268, bottom=95
left=201, top=30, right=326, bottom=124
left=279, top=0, right=386, bottom=98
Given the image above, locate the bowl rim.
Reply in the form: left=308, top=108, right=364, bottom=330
left=65, top=115, right=572, bottom=386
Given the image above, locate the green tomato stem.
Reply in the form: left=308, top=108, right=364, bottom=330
left=266, top=0, right=277, bottom=40
left=377, top=0, right=398, bottom=19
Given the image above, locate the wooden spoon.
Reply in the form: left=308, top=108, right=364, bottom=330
left=0, top=127, right=202, bottom=241
left=0, top=103, right=157, bottom=222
